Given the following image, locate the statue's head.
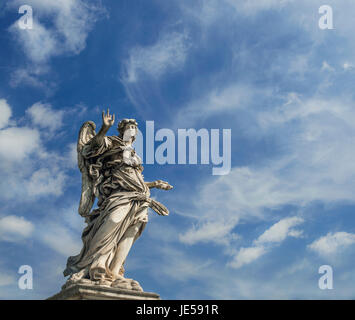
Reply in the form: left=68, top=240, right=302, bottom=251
left=117, top=119, right=138, bottom=142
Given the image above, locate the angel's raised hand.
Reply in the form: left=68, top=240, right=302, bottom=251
left=102, top=108, right=115, bottom=128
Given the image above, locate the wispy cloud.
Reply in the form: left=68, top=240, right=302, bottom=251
left=26, top=102, right=64, bottom=133
left=7, top=0, right=106, bottom=87
left=121, top=29, right=191, bottom=115
left=308, top=232, right=355, bottom=257
left=229, top=216, right=304, bottom=268
left=0, top=98, right=74, bottom=200
left=225, top=0, right=292, bottom=16
left=175, top=83, right=272, bottom=127
left=0, top=215, right=34, bottom=242
left=179, top=219, right=240, bottom=246
left=0, top=126, right=41, bottom=163
left=0, top=99, right=12, bottom=130
left=151, top=245, right=214, bottom=283
left=9, top=0, right=104, bottom=63
left=25, top=168, right=66, bottom=197
left=9, top=19, right=56, bottom=64
left=37, top=223, right=81, bottom=257
left=1, top=0, right=355, bottom=299
left=176, top=92, right=355, bottom=251
left=123, top=31, right=190, bottom=83
left=254, top=217, right=304, bottom=245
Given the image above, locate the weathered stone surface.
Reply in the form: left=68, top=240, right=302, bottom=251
left=62, top=111, right=172, bottom=289
left=47, top=283, right=160, bottom=300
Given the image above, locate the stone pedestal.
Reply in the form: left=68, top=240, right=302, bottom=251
left=47, top=283, right=161, bottom=300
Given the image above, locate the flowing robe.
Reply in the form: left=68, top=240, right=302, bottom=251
left=64, top=135, right=166, bottom=282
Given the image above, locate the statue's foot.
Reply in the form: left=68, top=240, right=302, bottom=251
left=112, top=274, right=125, bottom=281
left=62, top=269, right=90, bottom=289
left=111, top=277, right=130, bottom=290
left=130, top=279, right=143, bottom=292
left=95, top=279, right=111, bottom=287
left=111, top=277, right=143, bottom=291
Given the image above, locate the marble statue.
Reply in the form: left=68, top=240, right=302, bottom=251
left=63, top=110, right=173, bottom=292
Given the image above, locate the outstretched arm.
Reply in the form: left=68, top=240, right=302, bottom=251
left=145, top=182, right=156, bottom=188
left=91, top=109, right=115, bottom=148
left=146, top=180, right=173, bottom=190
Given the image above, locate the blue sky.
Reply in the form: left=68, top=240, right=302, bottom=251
left=0, top=0, right=355, bottom=299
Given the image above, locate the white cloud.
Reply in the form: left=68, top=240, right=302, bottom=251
left=178, top=94, right=355, bottom=248
left=179, top=0, right=292, bottom=29
left=38, top=224, right=82, bottom=257
left=225, top=0, right=292, bottom=15
left=257, top=95, right=355, bottom=127
left=7, top=0, right=105, bottom=88
left=181, top=92, right=354, bottom=265
left=195, top=167, right=287, bottom=221
left=60, top=203, right=86, bottom=233
left=67, top=142, right=78, bottom=168
left=203, top=259, right=354, bottom=299
left=26, top=102, right=64, bottom=132
left=152, top=246, right=213, bottom=282
left=0, top=215, right=34, bottom=242
left=0, top=99, right=12, bottom=130
left=288, top=54, right=310, bottom=76
left=229, top=216, right=303, bottom=268
left=180, top=92, right=355, bottom=265
left=138, top=232, right=355, bottom=299
left=123, top=31, right=190, bottom=83
left=255, top=216, right=304, bottom=245
left=179, top=219, right=240, bottom=245
left=10, top=19, right=57, bottom=64
left=308, top=232, right=355, bottom=257
left=9, top=0, right=102, bottom=63
left=121, top=29, right=191, bottom=114
left=229, top=246, right=266, bottom=269
left=175, top=83, right=270, bottom=127
left=343, top=62, right=354, bottom=70
left=10, top=67, right=50, bottom=89
left=0, top=127, right=40, bottom=163
left=0, top=98, right=74, bottom=200
left=321, top=61, right=335, bottom=72
left=25, top=168, right=66, bottom=197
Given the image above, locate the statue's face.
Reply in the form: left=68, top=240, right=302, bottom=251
left=122, top=124, right=137, bottom=141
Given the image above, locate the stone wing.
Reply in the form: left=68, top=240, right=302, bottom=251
left=77, top=121, right=97, bottom=217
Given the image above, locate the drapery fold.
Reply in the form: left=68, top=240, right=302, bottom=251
left=64, top=135, right=168, bottom=281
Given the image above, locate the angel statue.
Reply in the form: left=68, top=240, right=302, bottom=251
left=63, top=109, right=173, bottom=291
